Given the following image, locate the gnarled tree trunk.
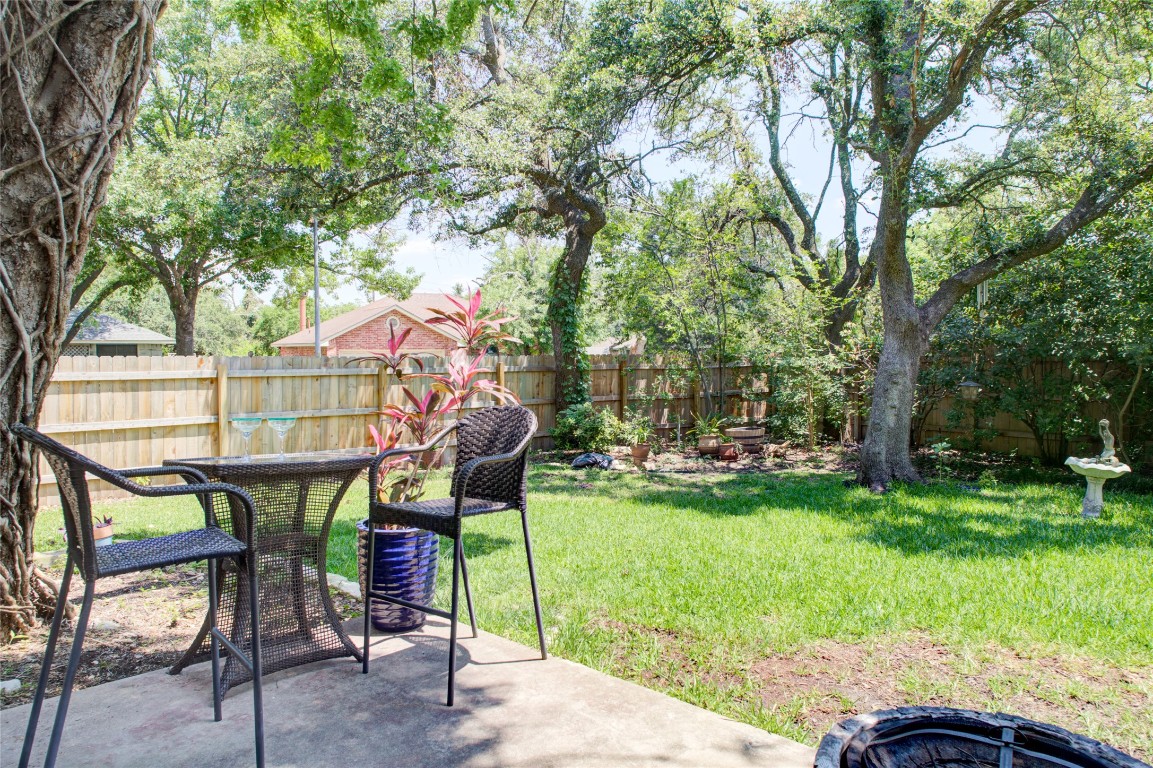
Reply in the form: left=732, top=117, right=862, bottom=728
left=534, top=179, right=605, bottom=412
left=858, top=186, right=925, bottom=489
left=547, top=222, right=595, bottom=411
left=0, top=0, right=164, bottom=636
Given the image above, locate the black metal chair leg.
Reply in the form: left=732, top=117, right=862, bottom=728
left=459, top=545, right=478, bottom=638
left=42, top=581, right=94, bottom=768
left=521, top=512, right=547, bottom=660
left=245, top=556, right=265, bottom=768
left=446, top=536, right=462, bottom=707
left=19, top=555, right=73, bottom=768
left=362, top=524, right=375, bottom=674
left=207, top=558, right=222, bottom=722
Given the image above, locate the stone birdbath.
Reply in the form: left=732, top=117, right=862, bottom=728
left=1065, top=419, right=1131, bottom=518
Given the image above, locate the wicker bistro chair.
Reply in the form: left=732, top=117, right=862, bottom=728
left=11, top=425, right=265, bottom=768
left=363, top=405, right=546, bottom=705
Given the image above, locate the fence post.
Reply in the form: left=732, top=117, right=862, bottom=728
left=215, top=363, right=228, bottom=456
left=618, top=359, right=628, bottom=417
left=496, top=359, right=506, bottom=391
left=377, top=365, right=388, bottom=420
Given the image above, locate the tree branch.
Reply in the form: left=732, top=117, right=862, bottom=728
left=921, top=160, right=1153, bottom=329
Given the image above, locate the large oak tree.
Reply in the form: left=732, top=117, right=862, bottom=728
left=1, top=0, right=167, bottom=635
left=583, top=0, right=1153, bottom=487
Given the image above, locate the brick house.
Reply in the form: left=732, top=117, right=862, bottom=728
left=272, top=294, right=461, bottom=357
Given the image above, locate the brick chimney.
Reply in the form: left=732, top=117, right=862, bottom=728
left=299, top=297, right=308, bottom=332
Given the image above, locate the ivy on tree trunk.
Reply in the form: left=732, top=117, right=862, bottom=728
left=0, top=0, right=164, bottom=636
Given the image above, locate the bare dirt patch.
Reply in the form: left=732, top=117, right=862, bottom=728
left=750, top=634, right=1153, bottom=761
left=540, top=444, right=855, bottom=477
left=1, top=565, right=363, bottom=711
left=591, top=618, right=745, bottom=692
left=589, top=618, right=1151, bottom=761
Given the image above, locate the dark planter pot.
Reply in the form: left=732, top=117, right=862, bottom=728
left=724, top=426, right=765, bottom=455
left=357, top=520, right=439, bottom=632
left=816, top=707, right=1146, bottom=768
left=718, top=443, right=739, bottom=461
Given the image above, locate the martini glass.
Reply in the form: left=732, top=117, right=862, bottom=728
left=268, top=417, right=296, bottom=459
left=230, top=417, right=263, bottom=461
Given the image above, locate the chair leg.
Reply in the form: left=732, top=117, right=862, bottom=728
left=521, top=511, right=547, bottom=660
left=42, top=580, right=95, bottom=768
left=459, top=546, right=478, bottom=638
left=362, top=523, right=375, bottom=674
left=19, top=555, right=73, bottom=768
left=446, top=536, right=462, bottom=707
left=207, top=558, right=222, bottom=722
left=247, top=556, right=266, bottom=768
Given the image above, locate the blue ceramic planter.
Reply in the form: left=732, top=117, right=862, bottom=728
left=357, top=520, right=440, bottom=632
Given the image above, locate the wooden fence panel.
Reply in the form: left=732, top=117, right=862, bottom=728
left=42, top=351, right=1139, bottom=504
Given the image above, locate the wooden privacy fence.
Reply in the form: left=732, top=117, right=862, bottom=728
left=35, top=354, right=771, bottom=504
left=37, top=353, right=1139, bottom=504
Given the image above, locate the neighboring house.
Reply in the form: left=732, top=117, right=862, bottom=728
left=64, top=312, right=175, bottom=357
left=272, top=294, right=463, bottom=357
left=586, top=336, right=645, bottom=356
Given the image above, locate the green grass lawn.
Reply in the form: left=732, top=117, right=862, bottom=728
left=34, top=463, right=1153, bottom=755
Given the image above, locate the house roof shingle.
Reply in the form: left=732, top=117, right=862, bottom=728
left=272, top=293, right=461, bottom=348
left=66, top=312, right=175, bottom=345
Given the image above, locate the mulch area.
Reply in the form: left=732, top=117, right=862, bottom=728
left=0, top=564, right=362, bottom=711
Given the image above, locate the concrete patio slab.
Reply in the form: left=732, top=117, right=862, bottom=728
left=2, top=618, right=815, bottom=768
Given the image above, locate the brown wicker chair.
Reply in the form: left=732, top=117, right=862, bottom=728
left=11, top=425, right=264, bottom=768
left=363, top=405, right=546, bottom=705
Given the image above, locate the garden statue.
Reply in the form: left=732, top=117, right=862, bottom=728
left=1064, top=419, right=1131, bottom=518
left=1097, top=419, right=1117, bottom=464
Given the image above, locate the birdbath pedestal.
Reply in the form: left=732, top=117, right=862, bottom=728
left=1064, top=458, right=1131, bottom=518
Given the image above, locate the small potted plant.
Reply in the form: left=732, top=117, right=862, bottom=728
left=92, top=515, right=114, bottom=546
left=691, top=412, right=728, bottom=457
left=623, top=408, right=656, bottom=461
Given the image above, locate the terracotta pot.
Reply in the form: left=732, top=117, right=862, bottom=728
left=418, top=448, right=443, bottom=469
left=93, top=525, right=114, bottom=547
left=697, top=435, right=722, bottom=456
left=724, top=426, right=765, bottom=455
left=630, top=444, right=651, bottom=461
left=718, top=443, right=739, bottom=462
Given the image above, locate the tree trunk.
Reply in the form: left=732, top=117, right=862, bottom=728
left=168, top=287, right=199, bottom=355
left=0, top=0, right=164, bottom=637
left=173, top=301, right=196, bottom=355
left=859, top=319, right=925, bottom=488
left=857, top=184, right=925, bottom=489
left=547, top=223, right=594, bottom=411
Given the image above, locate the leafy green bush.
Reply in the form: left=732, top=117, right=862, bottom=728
left=621, top=407, right=657, bottom=448
left=553, top=403, right=624, bottom=452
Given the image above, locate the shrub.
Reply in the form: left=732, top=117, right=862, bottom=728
left=553, top=402, right=624, bottom=452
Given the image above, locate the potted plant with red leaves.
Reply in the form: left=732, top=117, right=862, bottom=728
left=356, top=289, right=520, bottom=631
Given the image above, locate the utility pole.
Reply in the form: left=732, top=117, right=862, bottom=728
left=312, top=216, right=321, bottom=356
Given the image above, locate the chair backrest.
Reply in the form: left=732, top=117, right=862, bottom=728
left=450, top=406, right=536, bottom=509
left=12, top=424, right=121, bottom=582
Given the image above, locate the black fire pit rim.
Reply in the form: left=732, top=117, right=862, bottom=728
left=815, top=706, right=1150, bottom=768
